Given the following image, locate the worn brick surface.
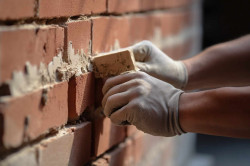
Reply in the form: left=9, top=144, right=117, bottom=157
left=0, top=147, right=38, bottom=166
left=0, top=0, right=200, bottom=164
left=92, top=132, right=144, bottom=166
left=92, top=49, right=137, bottom=78
left=92, top=17, right=131, bottom=54
left=0, top=0, right=35, bottom=20
left=0, top=81, right=68, bottom=149
left=93, top=117, right=126, bottom=156
left=39, top=0, right=106, bottom=18
left=129, top=11, right=192, bottom=43
left=38, top=122, right=92, bottom=166
left=66, top=20, right=91, bottom=55
left=0, top=122, right=92, bottom=166
left=96, top=132, right=175, bottom=166
left=92, top=10, right=192, bottom=54
left=68, top=73, right=95, bottom=121
left=103, top=139, right=134, bottom=166
left=0, top=26, right=64, bottom=83
left=108, top=0, right=192, bottom=13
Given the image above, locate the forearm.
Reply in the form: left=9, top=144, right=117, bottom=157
left=183, top=35, right=250, bottom=90
left=179, top=86, right=250, bottom=138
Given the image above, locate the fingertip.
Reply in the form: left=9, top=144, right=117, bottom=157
left=102, top=78, right=111, bottom=95
left=103, top=105, right=110, bottom=118
left=110, top=106, right=130, bottom=125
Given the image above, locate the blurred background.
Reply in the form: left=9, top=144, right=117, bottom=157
left=193, top=0, right=250, bottom=166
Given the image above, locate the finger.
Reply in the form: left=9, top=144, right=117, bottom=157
left=103, top=90, right=137, bottom=117
left=132, top=41, right=152, bottom=62
left=109, top=105, right=132, bottom=125
left=102, top=71, right=141, bottom=95
left=102, top=79, right=141, bottom=107
left=135, top=62, right=149, bottom=72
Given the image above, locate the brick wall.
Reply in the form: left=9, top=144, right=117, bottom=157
left=0, top=0, right=201, bottom=165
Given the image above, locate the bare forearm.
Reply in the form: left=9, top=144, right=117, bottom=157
left=183, top=35, right=250, bottom=90
left=179, top=86, right=250, bottom=138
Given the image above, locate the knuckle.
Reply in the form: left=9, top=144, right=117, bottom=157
left=106, top=96, right=113, bottom=105
left=103, top=83, right=110, bottom=94
left=136, top=40, right=152, bottom=55
left=130, top=100, right=142, bottom=110
left=136, top=71, right=148, bottom=79
left=136, top=86, right=145, bottom=96
left=132, top=78, right=143, bottom=86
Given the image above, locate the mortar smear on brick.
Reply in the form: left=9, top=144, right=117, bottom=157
left=0, top=42, right=91, bottom=100
left=0, top=123, right=90, bottom=166
left=148, top=26, right=199, bottom=53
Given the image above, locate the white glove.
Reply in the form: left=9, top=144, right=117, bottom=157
left=102, top=71, right=186, bottom=137
left=132, top=41, right=188, bottom=89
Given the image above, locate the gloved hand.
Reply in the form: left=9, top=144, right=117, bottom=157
left=132, top=41, right=188, bottom=89
left=102, top=71, right=186, bottom=137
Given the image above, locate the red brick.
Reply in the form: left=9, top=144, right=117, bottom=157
left=94, top=132, right=144, bottom=166
left=0, top=0, right=35, bottom=20
left=38, top=122, right=92, bottom=166
left=91, top=126, right=177, bottom=166
left=93, top=117, right=126, bottom=156
left=104, top=139, right=134, bottom=166
left=0, top=122, right=92, bottom=166
left=68, top=72, right=95, bottom=121
left=129, top=11, right=192, bottom=43
left=0, top=81, right=68, bottom=149
left=108, top=0, right=141, bottom=13
left=0, top=26, right=64, bottom=83
left=100, top=131, right=174, bottom=166
left=158, top=11, right=192, bottom=36
left=142, top=0, right=192, bottom=10
left=108, top=0, right=192, bottom=13
left=92, top=17, right=131, bottom=54
left=92, top=11, right=192, bottom=55
left=66, top=20, right=91, bottom=54
left=39, top=0, right=106, bottom=18
left=0, top=147, right=38, bottom=166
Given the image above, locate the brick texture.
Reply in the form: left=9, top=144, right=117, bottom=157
left=38, top=122, right=92, bottom=166
left=92, top=17, right=131, bottom=54
left=66, top=20, right=91, bottom=54
left=93, top=117, right=126, bottom=156
left=0, top=0, right=35, bottom=20
left=39, top=0, right=106, bottom=18
left=92, top=10, right=192, bottom=55
left=0, top=0, right=200, bottom=165
left=0, top=122, right=91, bottom=166
left=68, top=73, right=95, bottom=120
left=0, top=26, right=64, bottom=83
left=0, top=81, right=68, bottom=149
left=108, top=0, right=192, bottom=13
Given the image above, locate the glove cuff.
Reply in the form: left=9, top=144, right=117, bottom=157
left=176, top=61, right=188, bottom=89
left=168, top=90, right=186, bottom=136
